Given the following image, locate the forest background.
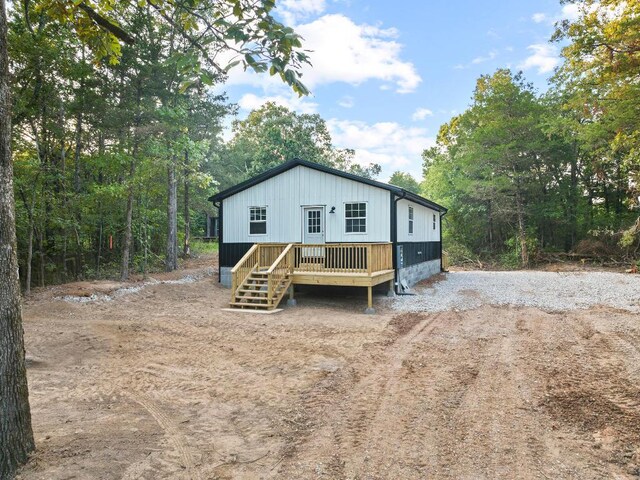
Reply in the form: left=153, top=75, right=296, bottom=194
left=8, top=0, right=640, bottom=294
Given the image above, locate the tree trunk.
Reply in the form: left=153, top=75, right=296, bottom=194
left=565, top=144, right=579, bottom=252
left=166, top=159, right=178, bottom=271
left=515, top=184, right=529, bottom=268
left=0, top=2, right=36, bottom=476
left=38, top=227, right=45, bottom=287
left=25, top=225, right=34, bottom=295
left=18, top=187, right=37, bottom=296
left=120, top=79, right=142, bottom=281
left=183, top=153, right=190, bottom=258
left=120, top=161, right=135, bottom=281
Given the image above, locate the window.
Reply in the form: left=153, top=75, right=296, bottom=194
left=307, top=209, right=321, bottom=233
left=408, top=206, right=414, bottom=235
left=433, top=213, right=437, bottom=230
left=345, top=202, right=367, bottom=233
left=249, top=207, right=267, bottom=235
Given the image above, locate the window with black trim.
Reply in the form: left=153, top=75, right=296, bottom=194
left=345, top=202, right=367, bottom=233
left=408, top=206, right=414, bottom=234
left=249, top=206, right=267, bottom=235
left=433, top=213, right=437, bottom=230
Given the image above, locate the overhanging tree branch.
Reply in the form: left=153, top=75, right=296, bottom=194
left=78, top=2, right=135, bottom=44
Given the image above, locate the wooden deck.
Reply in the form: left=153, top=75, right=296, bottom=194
left=229, top=243, right=394, bottom=311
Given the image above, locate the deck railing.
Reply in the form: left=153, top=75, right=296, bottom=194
left=292, top=243, right=392, bottom=274
left=266, top=244, right=294, bottom=303
left=231, top=242, right=393, bottom=298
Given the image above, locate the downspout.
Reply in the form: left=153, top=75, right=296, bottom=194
left=213, top=200, right=222, bottom=283
left=391, top=190, right=407, bottom=293
left=439, top=210, right=447, bottom=272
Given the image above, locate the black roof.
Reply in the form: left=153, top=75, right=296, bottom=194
left=208, top=158, right=447, bottom=213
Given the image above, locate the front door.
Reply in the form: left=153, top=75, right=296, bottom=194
left=302, top=207, right=325, bottom=263
left=303, top=207, right=325, bottom=244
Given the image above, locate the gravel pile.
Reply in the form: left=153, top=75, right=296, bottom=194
left=60, top=267, right=215, bottom=303
left=390, top=271, right=640, bottom=313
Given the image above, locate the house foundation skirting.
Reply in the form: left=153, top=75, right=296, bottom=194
left=220, top=266, right=233, bottom=288
left=397, top=259, right=441, bottom=289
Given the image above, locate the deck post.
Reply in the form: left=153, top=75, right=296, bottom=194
left=286, top=285, right=297, bottom=306
left=364, top=285, right=375, bottom=314
left=387, top=278, right=395, bottom=297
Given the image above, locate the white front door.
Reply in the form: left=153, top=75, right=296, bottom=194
left=303, top=207, right=325, bottom=244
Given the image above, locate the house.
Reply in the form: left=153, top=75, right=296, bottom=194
left=208, top=158, right=447, bottom=312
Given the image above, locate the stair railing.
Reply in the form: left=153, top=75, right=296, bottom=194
left=266, top=243, right=294, bottom=305
left=230, top=244, right=259, bottom=301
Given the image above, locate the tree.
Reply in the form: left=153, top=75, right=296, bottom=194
left=389, top=171, right=420, bottom=193
left=423, top=70, right=566, bottom=267
left=553, top=0, right=640, bottom=246
left=1, top=1, right=35, bottom=476
left=217, top=102, right=380, bottom=186
left=2, top=1, right=311, bottom=476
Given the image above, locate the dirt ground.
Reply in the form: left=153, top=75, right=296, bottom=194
left=16, top=256, right=640, bottom=479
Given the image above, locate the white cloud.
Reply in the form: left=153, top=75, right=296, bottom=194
left=532, top=4, right=582, bottom=25
left=295, top=14, right=421, bottom=93
left=327, top=119, right=434, bottom=179
left=519, top=44, right=560, bottom=74
left=471, top=50, right=498, bottom=65
left=237, top=93, right=318, bottom=114
left=217, top=14, right=420, bottom=95
left=532, top=12, right=547, bottom=23
left=338, top=96, right=354, bottom=108
left=561, top=3, right=581, bottom=21
left=454, top=50, right=498, bottom=70
left=279, top=0, right=326, bottom=25
left=412, top=108, right=433, bottom=121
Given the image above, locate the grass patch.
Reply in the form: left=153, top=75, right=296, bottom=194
left=191, top=240, right=218, bottom=255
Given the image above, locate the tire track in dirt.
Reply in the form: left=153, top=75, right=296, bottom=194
left=126, top=393, right=202, bottom=480
left=539, top=314, right=640, bottom=477
left=275, top=312, right=443, bottom=478
left=346, top=312, right=446, bottom=475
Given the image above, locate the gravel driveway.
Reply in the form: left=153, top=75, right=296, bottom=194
left=391, top=270, right=640, bottom=313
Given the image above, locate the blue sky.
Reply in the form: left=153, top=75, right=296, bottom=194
left=219, top=0, right=580, bottom=181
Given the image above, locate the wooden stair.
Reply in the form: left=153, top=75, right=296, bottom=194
left=229, top=244, right=294, bottom=311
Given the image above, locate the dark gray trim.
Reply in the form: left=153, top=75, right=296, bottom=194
left=391, top=190, right=407, bottom=293
left=398, top=241, right=441, bottom=267
left=439, top=211, right=446, bottom=272
left=214, top=201, right=223, bottom=281
left=208, top=158, right=447, bottom=213
left=219, top=242, right=254, bottom=268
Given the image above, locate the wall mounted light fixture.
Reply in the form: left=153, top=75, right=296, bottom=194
left=329, top=206, right=336, bottom=214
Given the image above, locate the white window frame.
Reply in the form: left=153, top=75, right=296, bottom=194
left=344, top=201, right=367, bottom=235
left=248, top=206, right=267, bottom=236
left=433, top=213, right=437, bottom=230
left=408, top=206, right=414, bottom=235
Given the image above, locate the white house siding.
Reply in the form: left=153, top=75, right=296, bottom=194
left=396, top=199, right=440, bottom=242
left=223, top=165, right=391, bottom=243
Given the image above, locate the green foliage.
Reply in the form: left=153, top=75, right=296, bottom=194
left=214, top=102, right=381, bottom=189
left=501, top=230, right=540, bottom=269
left=191, top=240, right=219, bottom=255
left=423, top=64, right=638, bottom=266
left=9, top=1, right=233, bottom=285
left=389, top=171, right=420, bottom=193
left=32, top=0, right=311, bottom=95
